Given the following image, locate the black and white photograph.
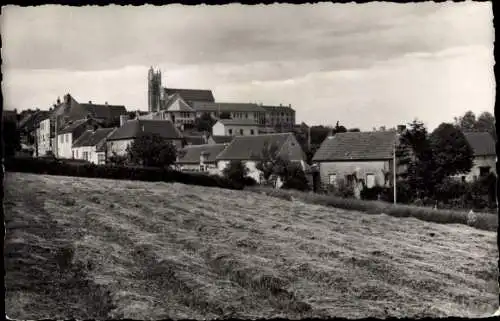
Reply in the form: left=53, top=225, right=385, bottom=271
left=2, top=2, right=498, bottom=319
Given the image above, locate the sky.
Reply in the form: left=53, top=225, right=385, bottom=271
left=2, top=2, right=495, bottom=131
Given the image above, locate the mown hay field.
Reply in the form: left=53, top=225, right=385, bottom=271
left=4, top=172, right=499, bottom=319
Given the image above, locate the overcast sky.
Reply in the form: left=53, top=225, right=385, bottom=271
left=2, top=2, right=494, bottom=131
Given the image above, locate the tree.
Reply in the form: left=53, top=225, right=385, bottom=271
left=454, top=111, right=477, bottom=132
left=2, top=120, right=21, bottom=158
left=223, top=160, right=250, bottom=186
left=126, top=134, right=177, bottom=168
left=429, top=123, right=474, bottom=182
left=476, top=111, right=496, bottom=141
left=194, top=112, right=216, bottom=133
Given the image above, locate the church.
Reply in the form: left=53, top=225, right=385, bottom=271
left=147, top=66, right=296, bottom=133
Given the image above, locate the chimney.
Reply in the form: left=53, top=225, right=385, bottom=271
left=88, top=101, right=92, bottom=104
left=200, top=151, right=208, bottom=165
left=135, top=111, right=140, bottom=119
left=289, top=104, right=291, bottom=108
left=120, top=115, right=128, bottom=127
left=105, top=101, right=108, bottom=105
left=56, top=97, right=61, bottom=104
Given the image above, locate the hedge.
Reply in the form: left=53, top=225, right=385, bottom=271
left=4, top=157, right=243, bottom=190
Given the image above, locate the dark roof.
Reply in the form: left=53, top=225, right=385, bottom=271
left=191, top=102, right=267, bottom=113
left=261, top=105, right=295, bottom=113
left=3, top=110, right=18, bottom=122
left=107, top=119, right=183, bottom=141
left=178, top=144, right=228, bottom=164
left=217, top=119, right=260, bottom=126
left=58, top=119, right=90, bottom=134
left=184, top=135, right=206, bottom=145
left=463, top=132, right=495, bottom=156
left=18, top=110, right=51, bottom=131
left=210, top=135, right=234, bottom=144
left=73, top=128, right=115, bottom=148
left=79, top=103, right=127, bottom=120
left=312, top=131, right=397, bottom=162
left=216, top=133, right=293, bottom=161
left=164, top=88, right=215, bottom=103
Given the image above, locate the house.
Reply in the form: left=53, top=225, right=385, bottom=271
left=176, top=144, right=228, bottom=174
left=215, top=133, right=308, bottom=184
left=460, top=132, right=496, bottom=182
left=190, top=102, right=267, bottom=125
left=262, top=104, right=296, bottom=131
left=212, top=119, right=261, bottom=137
left=2, top=110, right=18, bottom=123
left=207, top=135, right=234, bottom=145
left=162, top=94, right=197, bottom=127
left=183, top=135, right=208, bottom=146
left=56, top=118, right=103, bottom=159
left=312, top=131, right=401, bottom=198
left=72, top=127, right=116, bottom=164
left=35, top=116, right=54, bottom=157
left=105, top=119, right=184, bottom=159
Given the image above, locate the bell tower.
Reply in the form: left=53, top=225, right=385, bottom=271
left=148, top=66, right=163, bottom=112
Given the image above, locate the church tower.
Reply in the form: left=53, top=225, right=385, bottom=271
left=148, top=66, right=163, bottom=113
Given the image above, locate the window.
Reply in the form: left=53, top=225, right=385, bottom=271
left=245, top=113, right=248, bottom=119
left=240, top=129, right=244, bottom=135
left=479, top=166, right=490, bottom=177
left=329, top=174, right=337, bottom=186
left=228, top=129, right=233, bottom=135
left=72, top=150, right=75, bottom=159
left=83, top=151, right=89, bottom=161
left=97, top=153, right=105, bottom=164
left=366, top=173, right=375, bottom=188
left=250, top=129, right=255, bottom=135
left=76, top=150, right=79, bottom=158
left=200, top=165, right=206, bottom=172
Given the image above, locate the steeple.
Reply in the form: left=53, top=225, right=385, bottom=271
left=148, top=66, right=163, bottom=113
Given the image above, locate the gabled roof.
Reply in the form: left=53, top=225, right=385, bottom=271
left=18, top=110, right=51, bottom=131
left=164, top=88, right=215, bottom=103
left=312, top=131, right=398, bottom=162
left=79, top=103, right=127, bottom=120
left=463, top=132, right=495, bottom=156
left=191, top=102, right=267, bottom=113
left=184, top=135, right=206, bottom=145
left=73, top=128, right=115, bottom=148
left=210, top=135, right=234, bottom=144
left=165, top=95, right=195, bottom=112
left=216, top=119, right=260, bottom=126
left=216, top=133, right=294, bottom=161
left=178, top=144, right=228, bottom=164
left=107, top=119, right=183, bottom=141
left=58, top=119, right=91, bottom=135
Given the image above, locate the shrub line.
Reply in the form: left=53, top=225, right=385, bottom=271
left=247, top=186, right=498, bottom=232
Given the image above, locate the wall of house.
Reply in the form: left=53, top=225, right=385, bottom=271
left=460, top=155, right=497, bottom=182
left=213, top=123, right=259, bottom=136
left=56, top=133, right=74, bottom=159
left=278, top=135, right=306, bottom=162
left=72, top=146, right=101, bottom=164
left=318, top=160, right=392, bottom=189
left=36, top=118, right=52, bottom=157
left=106, top=139, right=134, bottom=157
left=166, top=111, right=196, bottom=125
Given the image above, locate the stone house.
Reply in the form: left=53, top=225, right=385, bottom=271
left=35, top=117, right=54, bottom=157
left=312, top=131, right=401, bottom=198
left=56, top=118, right=103, bottom=159
left=71, top=127, right=116, bottom=164
left=105, top=119, right=184, bottom=159
left=215, top=133, right=308, bottom=184
left=176, top=144, right=229, bottom=174
left=460, top=132, right=496, bottom=182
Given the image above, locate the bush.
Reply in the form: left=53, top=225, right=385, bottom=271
left=4, top=157, right=242, bottom=190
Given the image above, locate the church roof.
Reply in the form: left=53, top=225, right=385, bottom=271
left=164, top=88, right=215, bottom=103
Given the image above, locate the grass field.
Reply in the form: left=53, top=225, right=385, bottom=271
left=4, top=172, right=499, bottom=319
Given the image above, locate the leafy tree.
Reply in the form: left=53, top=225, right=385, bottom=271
left=280, top=162, right=310, bottom=191
left=429, top=123, right=474, bottom=182
left=126, top=134, right=177, bottom=168
left=2, top=120, right=21, bottom=158
left=476, top=111, right=496, bottom=141
left=454, top=111, right=477, bottom=131
left=223, top=160, right=250, bottom=186
left=108, top=152, right=128, bottom=166
left=194, top=112, right=216, bottom=133
left=219, top=112, right=232, bottom=119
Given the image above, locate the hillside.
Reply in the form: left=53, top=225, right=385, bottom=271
left=4, top=172, right=499, bottom=319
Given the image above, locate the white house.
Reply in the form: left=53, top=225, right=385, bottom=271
left=72, top=127, right=116, bottom=164
left=35, top=117, right=53, bottom=157
left=215, top=133, right=308, bottom=185
left=55, top=118, right=102, bottom=159
left=212, top=119, right=261, bottom=137
left=105, top=119, right=184, bottom=159
left=176, top=143, right=228, bottom=174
